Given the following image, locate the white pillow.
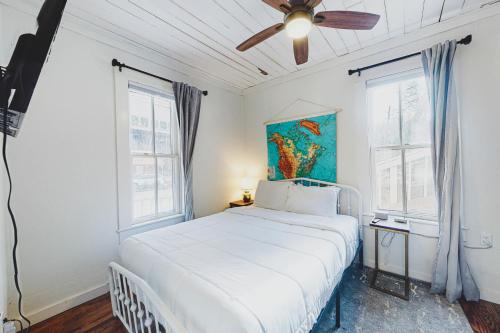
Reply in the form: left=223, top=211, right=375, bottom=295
left=286, top=185, right=340, bottom=217
left=254, top=180, right=291, bottom=211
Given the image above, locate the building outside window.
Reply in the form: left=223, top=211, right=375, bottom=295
left=367, top=70, right=437, bottom=220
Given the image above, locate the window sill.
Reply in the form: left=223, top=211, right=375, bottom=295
left=117, top=213, right=185, bottom=233
left=367, top=211, right=438, bottom=225
left=406, top=216, right=438, bottom=226
left=368, top=210, right=438, bottom=224
left=363, top=212, right=439, bottom=238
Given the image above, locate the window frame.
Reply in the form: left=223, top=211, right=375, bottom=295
left=115, top=70, right=184, bottom=233
left=367, top=69, right=437, bottom=221
left=129, top=83, right=183, bottom=223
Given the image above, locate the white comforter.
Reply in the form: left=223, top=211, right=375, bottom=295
left=120, top=206, right=358, bottom=333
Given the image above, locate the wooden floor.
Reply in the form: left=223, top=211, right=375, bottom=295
left=460, top=298, right=500, bottom=333
left=30, top=294, right=126, bottom=333
left=28, top=293, right=500, bottom=333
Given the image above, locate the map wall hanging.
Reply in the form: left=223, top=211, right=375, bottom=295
left=266, top=113, right=337, bottom=183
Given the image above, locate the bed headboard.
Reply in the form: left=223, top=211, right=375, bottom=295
left=277, top=178, right=363, bottom=224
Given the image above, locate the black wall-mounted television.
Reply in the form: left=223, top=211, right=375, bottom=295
left=0, top=0, right=67, bottom=137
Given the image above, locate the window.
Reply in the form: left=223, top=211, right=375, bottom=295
left=115, top=70, right=184, bottom=233
left=128, top=84, right=182, bottom=223
left=368, top=71, right=437, bottom=219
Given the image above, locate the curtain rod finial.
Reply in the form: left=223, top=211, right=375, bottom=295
left=460, top=35, right=472, bottom=45
left=348, top=69, right=359, bottom=76
left=112, top=58, right=123, bottom=72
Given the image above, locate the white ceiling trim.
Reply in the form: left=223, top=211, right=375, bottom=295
left=0, top=0, right=247, bottom=95
left=2, top=0, right=499, bottom=94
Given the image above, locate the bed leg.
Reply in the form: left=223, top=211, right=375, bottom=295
left=335, top=288, right=341, bottom=330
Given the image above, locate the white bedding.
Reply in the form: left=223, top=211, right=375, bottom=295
left=119, top=206, right=359, bottom=333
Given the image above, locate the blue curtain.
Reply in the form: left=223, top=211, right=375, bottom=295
left=421, top=41, right=479, bottom=302
left=173, top=82, right=202, bottom=221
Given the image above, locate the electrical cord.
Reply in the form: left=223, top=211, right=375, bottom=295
left=2, top=88, right=31, bottom=332
left=464, top=243, right=493, bottom=250
left=381, top=232, right=396, bottom=247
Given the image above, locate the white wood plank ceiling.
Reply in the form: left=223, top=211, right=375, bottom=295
left=12, top=0, right=498, bottom=90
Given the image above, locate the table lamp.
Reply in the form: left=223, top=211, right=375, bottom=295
left=240, top=178, right=253, bottom=203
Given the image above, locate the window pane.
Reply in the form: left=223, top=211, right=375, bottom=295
left=405, top=148, right=437, bottom=216
left=368, top=82, right=401, bottom=146
left=401, top=76, right=432, bottom=145
left=157, top=157, right=176, bottom=214
left=129, top=91, right=153, bottom=154
left=154, top=96, right=173, bottom=155
left=375, top=149, right=403, bottom=211
left=132, top=157, right=156, bottom=220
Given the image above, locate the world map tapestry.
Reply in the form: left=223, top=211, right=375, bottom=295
left=266, top=114, right=337, bottom=183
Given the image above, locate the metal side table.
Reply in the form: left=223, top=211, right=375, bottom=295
left=370, top=218, right=410, bottom=300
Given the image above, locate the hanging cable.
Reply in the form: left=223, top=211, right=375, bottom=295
left=464, top=243, right=493, bottom=250
left=381, top=231, right=396, bottom=248
left=2, top=86, right=31, bottom=332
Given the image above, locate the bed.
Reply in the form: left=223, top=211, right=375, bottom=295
left=109, top=178, right=362, bottom=333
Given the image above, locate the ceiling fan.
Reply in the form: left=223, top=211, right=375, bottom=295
left=236, top=0, right=380, bottom=65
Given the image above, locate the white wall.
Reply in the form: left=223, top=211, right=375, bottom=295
left=0, top=3, right=245, bottom=324
left=243, top=14, right=500, bottom=304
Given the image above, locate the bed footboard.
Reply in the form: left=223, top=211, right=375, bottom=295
left=109, top=262, right=188, bottom=333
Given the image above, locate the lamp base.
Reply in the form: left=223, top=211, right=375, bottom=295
left=243, top=192, right=252, bottom=203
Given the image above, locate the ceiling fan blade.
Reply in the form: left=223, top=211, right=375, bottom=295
left=236, top=23, right=285, bottom=51
left=305, top=0, right=322, bottom=8
left=262, top=0, right=291, bottom=13
left=293, top=36, right=308, bottom=65
left=314, top=11, right=380, bottom=30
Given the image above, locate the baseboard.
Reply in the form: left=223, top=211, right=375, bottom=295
left=480, top=286, right=500, bottom=305
left=364, top=259, right=500, bottom=305
left=364, top=259, right=432, bottom=283
left=0, top=311, right=4, bottom=333
left=24, top=283, right=109, bottom=326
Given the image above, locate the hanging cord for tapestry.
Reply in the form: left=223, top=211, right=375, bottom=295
left=263, top=98, right=342, bottom=125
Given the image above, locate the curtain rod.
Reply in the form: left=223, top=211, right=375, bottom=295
left=111, top=59, right=208, bottom=96
left=348, top=34, right=472, bottom=77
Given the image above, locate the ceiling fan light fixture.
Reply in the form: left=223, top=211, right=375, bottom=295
left=285, top=11, right=312, bottom=39
left=236, top=2, right=380, bottom=66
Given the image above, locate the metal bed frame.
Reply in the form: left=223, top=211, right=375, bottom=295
left=109, top=178, right=363, bottom=333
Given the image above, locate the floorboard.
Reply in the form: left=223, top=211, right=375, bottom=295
left=26, top=293, right=500, bottom=333
left=29, top=294, right=126, bottom=333
left=460, top=298, right=500, bottom=333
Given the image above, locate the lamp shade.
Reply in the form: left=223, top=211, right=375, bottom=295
left=240, top=177, right=253, bottom=191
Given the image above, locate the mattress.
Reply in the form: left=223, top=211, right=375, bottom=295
left=119, top=206, right=359, bottom=333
